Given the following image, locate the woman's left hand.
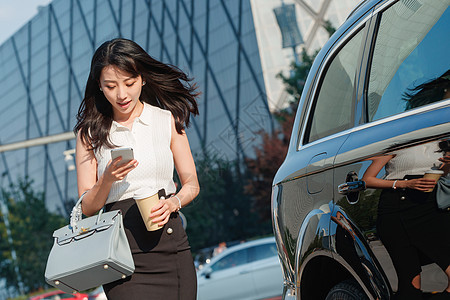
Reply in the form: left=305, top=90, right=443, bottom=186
left=149, top=197, right=179, bottom=226
left=439, top=153, right=450, bottom=164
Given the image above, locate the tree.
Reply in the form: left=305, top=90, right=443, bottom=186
left=0, top=178, right=66, bottom=294
left=245, top=50, right=318, bottom=222
left=276, top=49, right=319, bottom=102
left=276, top=21, right=336, bottom=105
left=181, top=154, right=272, bottom=252
left=244, top=22, right=337, bottom=222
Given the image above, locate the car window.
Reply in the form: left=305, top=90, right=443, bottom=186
left=248, top=242, right=278, bottom=262
left=210, top=248, right=248, bottom=272
left=366, top=2, right=450, bottom=121
left=304, top=26, right=365, bottom=144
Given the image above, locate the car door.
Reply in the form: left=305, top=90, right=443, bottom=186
left=272, top=10, right=370, bottom=291
left=248, top=241, right=283, bottom=299
left=332, top=0, right=450, bottom=298
left=197, top=247, right=256, bottom=300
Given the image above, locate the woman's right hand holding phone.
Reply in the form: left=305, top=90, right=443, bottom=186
left=103, top=157, right=139, bottom=183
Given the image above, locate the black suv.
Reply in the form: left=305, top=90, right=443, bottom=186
left=271, top=0, right=450, bottom=299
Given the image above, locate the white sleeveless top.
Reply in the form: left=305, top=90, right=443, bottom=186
left=95, top=103, right=176, bottom=204
left=384, top=142, right=442, bottom=180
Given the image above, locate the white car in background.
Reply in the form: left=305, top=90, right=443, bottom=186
left=87, top=286, right=107, bottom=300
left=197, top=237, right=283, bottom=300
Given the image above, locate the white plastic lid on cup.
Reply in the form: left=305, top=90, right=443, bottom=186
left=134, top=187, right=159, bottom=200
left=425, top=169, right=444, bottom=174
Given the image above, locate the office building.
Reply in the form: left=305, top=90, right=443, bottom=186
left=0, top=0, right=359, bottom=213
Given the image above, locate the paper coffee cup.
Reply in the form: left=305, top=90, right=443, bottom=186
left=134, top=188, right=162, bottom=231
left=423, top=170, right=444, bottom=192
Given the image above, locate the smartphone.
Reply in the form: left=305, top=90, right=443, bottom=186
left=111, top=147, right=134, bottom=166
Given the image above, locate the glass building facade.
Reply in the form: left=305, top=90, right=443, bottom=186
left=0, top=0, right=274, bottom=214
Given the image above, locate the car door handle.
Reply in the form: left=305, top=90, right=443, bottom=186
left=338, top=171, right=366, bottom=195
left=338, top=180, right=366, bottom=195
left=239, top=269, right=250, bottom=275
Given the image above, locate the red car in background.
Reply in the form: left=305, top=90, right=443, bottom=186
left=28, top=290, right=88, bottom=300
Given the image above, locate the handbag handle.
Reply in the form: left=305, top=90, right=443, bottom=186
left=70, top=191, right=104, bottom=231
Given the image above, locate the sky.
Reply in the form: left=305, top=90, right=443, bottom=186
left=0, top=0, right=53, bottom=45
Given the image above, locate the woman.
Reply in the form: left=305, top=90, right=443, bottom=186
left=362, top=143, right=450, bottom=299
left=74, top=38, right=200, bottom=299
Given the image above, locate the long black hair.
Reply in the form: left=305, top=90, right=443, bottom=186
left=74, top=38, right=199, bottom=150
left=403, top=69, right=450, bottom=110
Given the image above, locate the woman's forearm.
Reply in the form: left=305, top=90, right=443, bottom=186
left=79, top=175, right=113, bottom=216
left=363, top=177, right=398, bottom=190
left=176, top=181, right=200, bottom=207
left=166, top=178, right=199, bottom=212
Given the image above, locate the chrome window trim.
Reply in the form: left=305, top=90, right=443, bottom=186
left=347, top=0, right=368, bottom=20
left=373, top=0, right=398, bottom=15
left=299, top=100, right=450, bottom=152
left=298, top=13, right=372, bottom=151
left=298, top=0, right=450, bottom=151
left=298, top=128, right=354, bottom=151
left=349, top=99, right=450, bottom=133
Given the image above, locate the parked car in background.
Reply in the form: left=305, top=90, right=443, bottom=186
left=197, top=237, right=283, bottom=300
left=87, top=286, right=107, bottom=300
left=272, top=0, right=450, bottom=299
left=29, top=290, right=88, bottom=300
left=194, top=240, right=241, bottom=271
left=194, top=245, right=216, bottom=271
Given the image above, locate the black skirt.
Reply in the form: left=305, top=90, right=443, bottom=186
left=377, top=186, right=450, bottom=299
left=103, top=198, right=197, bottom=300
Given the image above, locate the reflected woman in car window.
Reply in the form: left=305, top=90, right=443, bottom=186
left=362, top=141, right=450, bottom=299
left=403, top=70, right=450, bottom=110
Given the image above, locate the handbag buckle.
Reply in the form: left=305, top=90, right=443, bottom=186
left=78, top=227, right=90, bottom=235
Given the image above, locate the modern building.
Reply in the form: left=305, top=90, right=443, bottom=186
left=0, top=0, right=359, bottom=214
left=252, top=0, right=361, bottom=110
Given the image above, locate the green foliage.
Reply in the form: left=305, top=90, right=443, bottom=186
left=276, top=49, right=319, bottom=102
left=0, top=179, right=66, bottom=294
left=244, top=130, right=289, bottom=221
left=244, top=21, right=337, bottom=223
left=6, top=295, right=28, bottom=300
left=323, top=20, right=337, bottom=37
left=244, top=50, right=318, bottom=222
left=276, top=20, right=336, bottom=104
left=182, top=155, right=272, bottom=252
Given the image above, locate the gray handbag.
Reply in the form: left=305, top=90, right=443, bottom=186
left=436, top=173, right=450, bottom=211
left=44, top=194, right=135, bottom=293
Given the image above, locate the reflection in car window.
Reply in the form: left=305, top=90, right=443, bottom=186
left=305, top=27, right=364, bottom=144
left=211, top=249, right=248, bottom=272
left=249, top=242, right=278, bottom=262
left=367, top=3, right=450, bottom=121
